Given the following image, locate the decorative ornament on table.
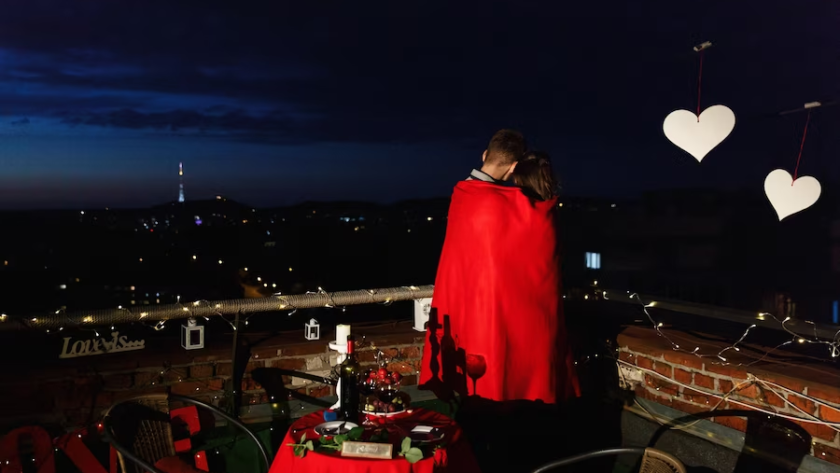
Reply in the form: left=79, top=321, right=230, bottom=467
left=304, top=318, right=320, bottom=340
left=764, top=104, right=822, bottom=221
left=663, top=41, right=735, bottom=162
left=181, top=317, right=204, bottom=350
left=361, top=351, right=411, bottom=416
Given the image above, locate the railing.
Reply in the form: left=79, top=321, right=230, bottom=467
left=3, top=281, right=837, bottom=345
left=601, top=289, right=840, bottom=341
left=0, top=285, right=434, bottom=331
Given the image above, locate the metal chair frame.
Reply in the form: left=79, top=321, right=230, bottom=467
left=530, top=447, right=686, bottom=473
left=102, top=394, right=271, bottom=473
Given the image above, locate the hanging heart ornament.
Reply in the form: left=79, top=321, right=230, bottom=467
left=764, top=169, right=821, bottom=221
left=663, top=105, right=736, bottom=162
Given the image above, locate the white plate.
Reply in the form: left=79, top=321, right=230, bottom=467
left=314, top=421, right=359, bottom=436
left=362, top=408, right=407, bottom=417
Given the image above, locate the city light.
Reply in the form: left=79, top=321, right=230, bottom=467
left=218, top=260, right=223, bottom=265
left=192, top=255, right=197, bottom=260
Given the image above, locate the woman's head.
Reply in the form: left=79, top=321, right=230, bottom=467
left=512, top=151, right=557, bottom=201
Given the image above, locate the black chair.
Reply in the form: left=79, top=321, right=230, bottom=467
left=531, top=447, right=686, bottom=473
left=101, top=394, right=271, bottom=473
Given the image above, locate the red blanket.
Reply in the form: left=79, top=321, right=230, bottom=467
left=419, top=180, right=580, bottom=403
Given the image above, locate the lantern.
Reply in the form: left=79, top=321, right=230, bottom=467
left=305, top=318, right=320, bottom=340
left=181, top=318, right=204, bottom=350
left=413, top=298, right=432, bottom=332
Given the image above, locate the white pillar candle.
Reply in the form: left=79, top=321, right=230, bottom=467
left=336, top=324, right=351, bottom=345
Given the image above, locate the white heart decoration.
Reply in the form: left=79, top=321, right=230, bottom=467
left=663, top=105, right=736, bottom=162
left=764, top=169, right=821, bottom=221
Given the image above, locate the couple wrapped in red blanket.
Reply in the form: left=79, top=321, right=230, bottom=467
left=419, top=179, right=580, bottom=403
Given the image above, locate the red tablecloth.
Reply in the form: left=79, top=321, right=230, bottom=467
left=269, top=409, right=480, bottom=473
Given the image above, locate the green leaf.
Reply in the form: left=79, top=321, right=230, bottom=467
left=380, top=430, right=389, bottom=441
left=294, top=446, right=306, bottom=458
left=320, top=437, right=335, bottom=446
left=405, top=447, right=424, bottom=464
left=300, top=433, right=307, bottom=443
left=348, top=427, right=365, bottom=440
left=400, top=437, right=412, bottom=455
left=305, top=440, right=315, bottom=451
left=334, top=434, right=349, bottom=445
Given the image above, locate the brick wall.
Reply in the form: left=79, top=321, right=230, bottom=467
left=618, top=326, right=840, bottom=466
left=0, top=321, right=424, bottom=432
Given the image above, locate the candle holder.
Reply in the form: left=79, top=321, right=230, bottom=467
left=328, top=324, right=351, bottom=410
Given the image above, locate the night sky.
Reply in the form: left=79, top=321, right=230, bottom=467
left=1, top=1, right=838, bottom=209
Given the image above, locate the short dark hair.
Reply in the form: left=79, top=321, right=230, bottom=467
left=485, top=129, right=527, bottom=166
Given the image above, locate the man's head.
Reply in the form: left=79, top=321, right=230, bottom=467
left=481, top=129, right=527, bottom=181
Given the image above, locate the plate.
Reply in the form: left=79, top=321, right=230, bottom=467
left=408, top=425, right=445, bottom=444
left=362, top=409, right=406, bottom=417
left=314, top=421, right=359, bottom=437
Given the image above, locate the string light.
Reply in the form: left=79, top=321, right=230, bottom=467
left=3, top=285, right=431, bottom=334
left=605, top=291, right=840, bottom=367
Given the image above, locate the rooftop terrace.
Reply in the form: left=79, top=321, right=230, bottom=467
left=1, top=286, right=840, bottom=472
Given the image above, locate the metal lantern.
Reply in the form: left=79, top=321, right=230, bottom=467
left=181, top=317, right=204, bottom=350
left=305, top=318, right=320, bottom=340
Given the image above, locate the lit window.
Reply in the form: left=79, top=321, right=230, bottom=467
left=585, top=252, right=601, bottom=270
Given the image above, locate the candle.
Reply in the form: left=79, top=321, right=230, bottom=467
left=336, top=324, right=351, bottom=345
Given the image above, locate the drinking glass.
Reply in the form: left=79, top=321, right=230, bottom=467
left=465, top=354, right=487, bottom=395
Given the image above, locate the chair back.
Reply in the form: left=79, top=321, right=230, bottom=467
left=103, top=394, right=176, bottom=473
left=530, top=447, right=686, bottom=473
left=639, top=448, right=686, bottom=473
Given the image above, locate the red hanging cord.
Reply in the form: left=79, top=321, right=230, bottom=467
left=792, top=110, right=812, bottom=184
left=696, top=50, right=704, bottom=121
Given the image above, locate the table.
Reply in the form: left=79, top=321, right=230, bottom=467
left=269, top=408, right=480, bottom=473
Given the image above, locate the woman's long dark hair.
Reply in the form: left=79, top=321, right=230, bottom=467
left=512, top=151, right=557, bottom=201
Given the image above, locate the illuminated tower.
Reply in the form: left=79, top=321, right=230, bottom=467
left=178, top=162, right=185, bottom=203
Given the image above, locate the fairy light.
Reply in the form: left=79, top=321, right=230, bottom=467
left=606, top=291, right=840, bottom=366
left=16, top=285, right=429, bottom=336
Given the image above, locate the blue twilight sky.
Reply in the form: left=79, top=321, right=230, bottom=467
left=0, top=0, right=839, bottom=209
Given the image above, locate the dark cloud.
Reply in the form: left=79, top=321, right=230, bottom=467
left=1, top=0, right=839, bottom=148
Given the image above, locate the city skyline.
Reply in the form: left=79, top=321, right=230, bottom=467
left=1, top=1, right=839, bottom=209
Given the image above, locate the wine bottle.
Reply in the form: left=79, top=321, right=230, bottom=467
left=339, top=335, right=361, bottom=422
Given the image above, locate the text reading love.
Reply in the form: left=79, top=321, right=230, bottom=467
left=59, top=331, right=145, bottom=359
